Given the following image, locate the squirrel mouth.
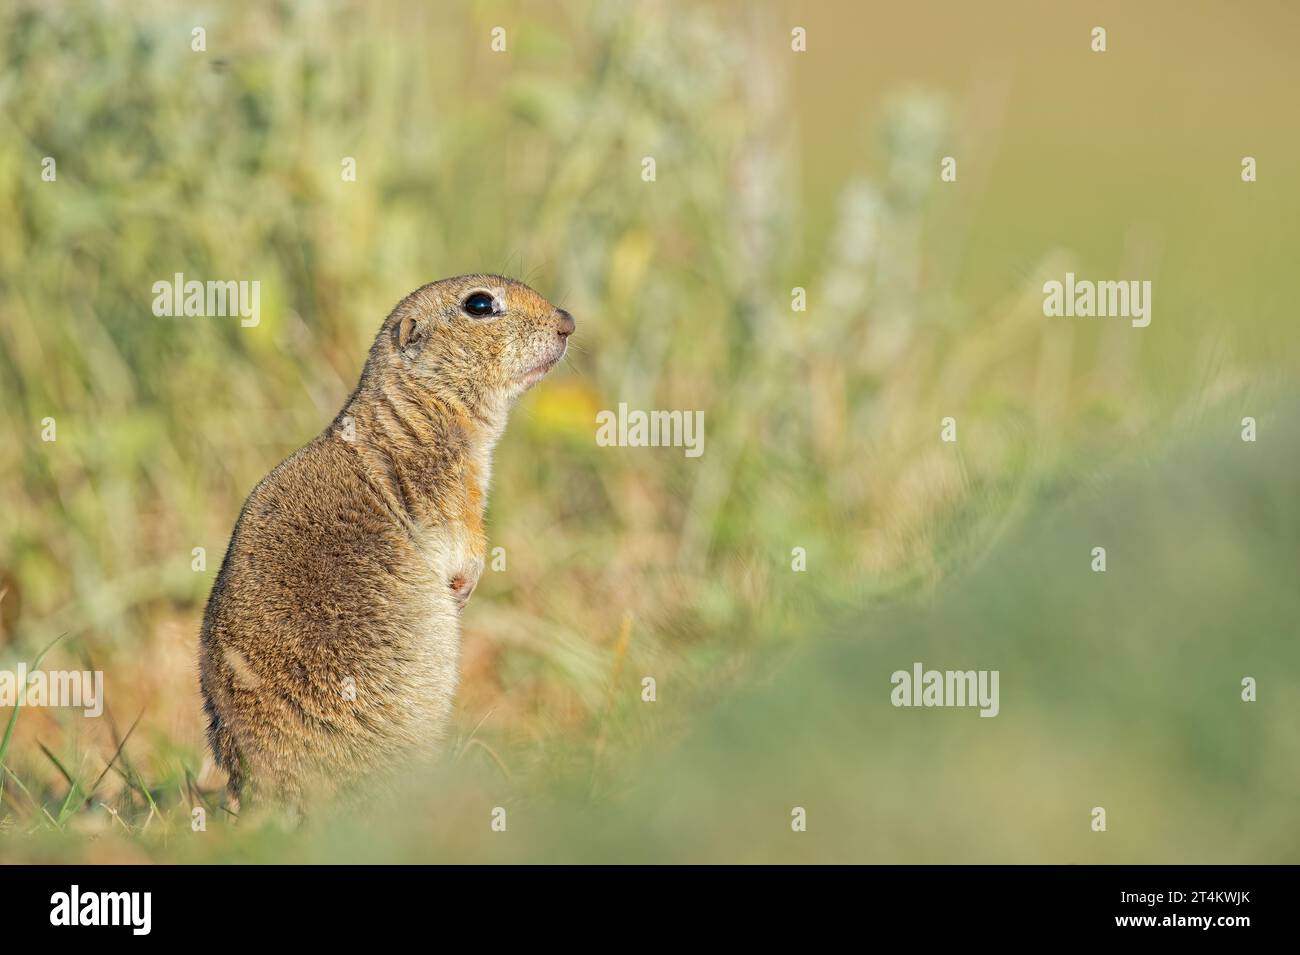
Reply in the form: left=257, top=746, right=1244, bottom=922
left=517, top=348, right=565, bottom=385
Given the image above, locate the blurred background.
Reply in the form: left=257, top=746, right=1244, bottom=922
left=0, top=0, right=1296, bottom=861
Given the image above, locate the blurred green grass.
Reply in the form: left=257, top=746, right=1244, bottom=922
left=0, top=0, right=1296, bottom=861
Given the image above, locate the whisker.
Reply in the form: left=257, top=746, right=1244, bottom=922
left=561, top=352, right=590, bottom=380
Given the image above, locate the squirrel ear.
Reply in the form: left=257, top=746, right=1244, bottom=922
left=395, top=314, right=427, bottom=355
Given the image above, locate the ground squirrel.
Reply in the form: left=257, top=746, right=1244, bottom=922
left=197, top=275, right=574, bottom=806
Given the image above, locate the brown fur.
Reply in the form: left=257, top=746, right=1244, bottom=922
left=198, top=275, right=574, bottom=806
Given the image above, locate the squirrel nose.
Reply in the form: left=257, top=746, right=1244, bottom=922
left=555, top=308, right=575, bottom=338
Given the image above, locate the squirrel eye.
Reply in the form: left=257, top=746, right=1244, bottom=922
left=462, top=292, right=497, bottom=317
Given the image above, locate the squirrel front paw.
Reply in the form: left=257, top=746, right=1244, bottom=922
left=448, top=556, right=484, bottom=612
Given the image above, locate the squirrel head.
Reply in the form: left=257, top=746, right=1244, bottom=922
left=374, top=274, right=575, bottom=418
